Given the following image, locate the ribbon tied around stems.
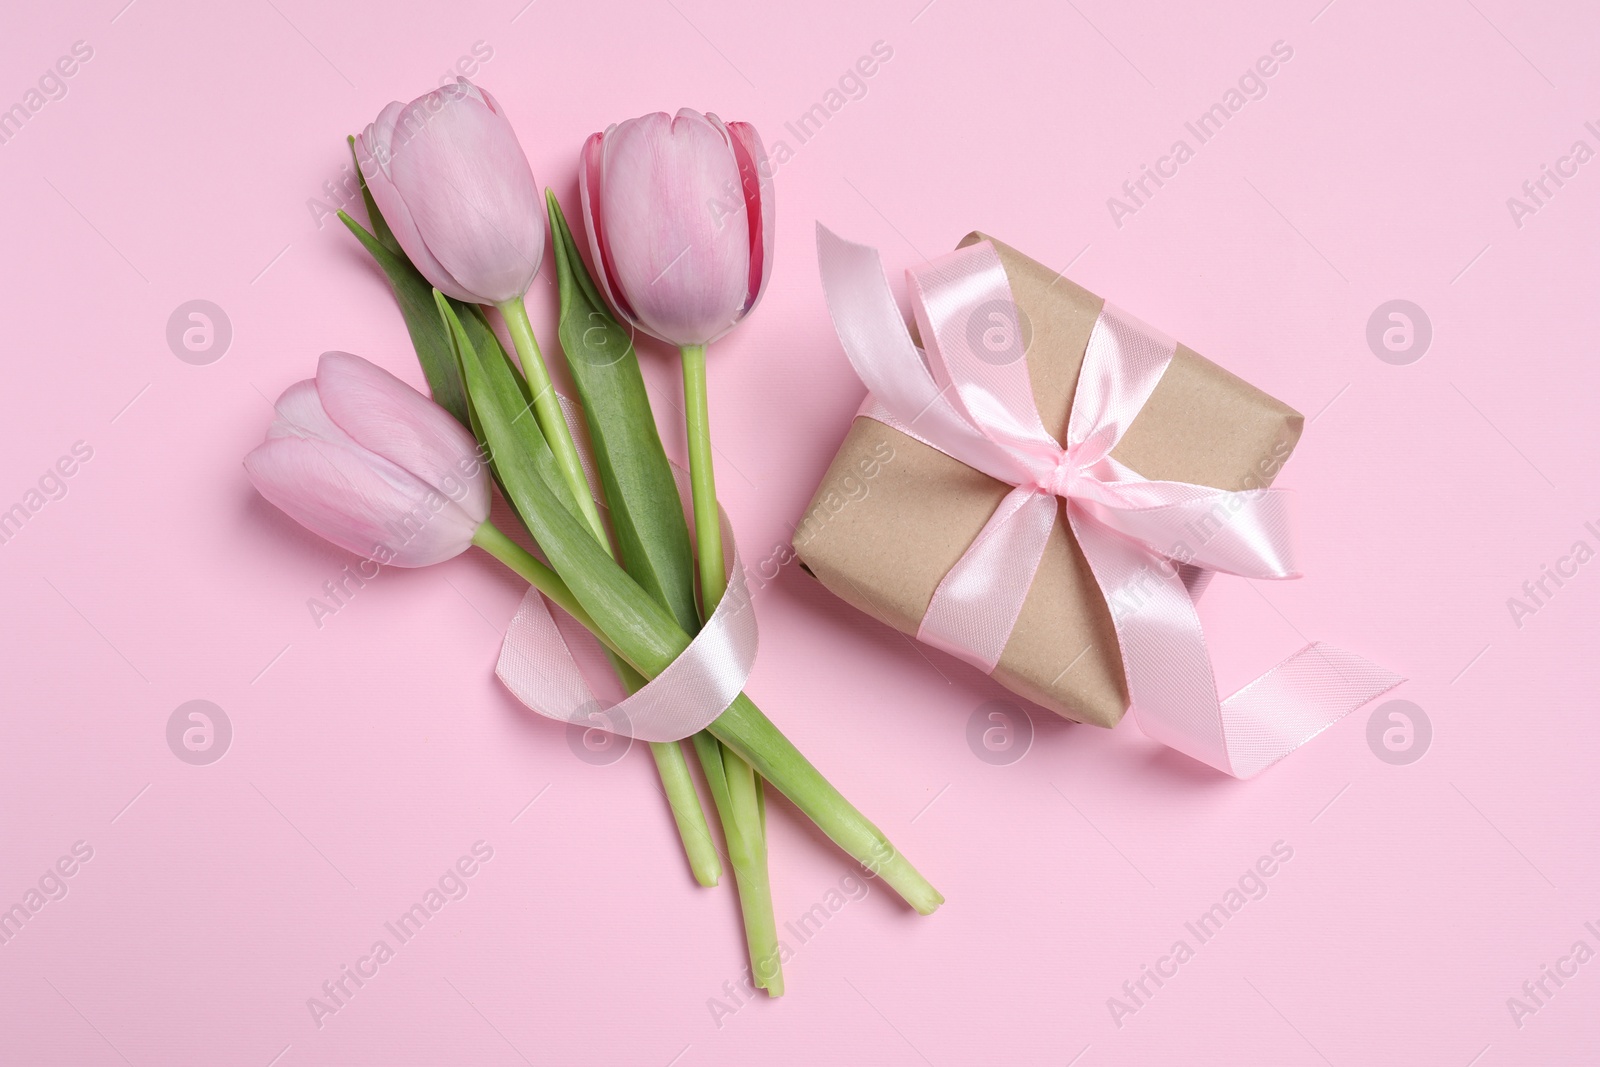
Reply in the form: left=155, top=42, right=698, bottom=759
left=495, top=457, right=758, bottom=744
left=817, top=224, right=1401, bottom=778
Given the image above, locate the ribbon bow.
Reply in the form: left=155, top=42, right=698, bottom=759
left=817, top=225, right=1400, bottom=777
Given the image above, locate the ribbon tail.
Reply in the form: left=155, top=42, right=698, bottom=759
left=496, top=588, right=610, bottom=729
left=1071, top=510, right=1232, bottom=768
left=1219, top=644, right=1404, bottom=778
left=1073, top=509, right=1403, bottom=777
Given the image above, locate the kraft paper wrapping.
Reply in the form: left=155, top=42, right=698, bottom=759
left=794, top=233, right=1304, bottom=728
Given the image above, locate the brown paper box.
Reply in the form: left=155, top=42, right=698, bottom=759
left=794, top=233, right=1304, bottom=728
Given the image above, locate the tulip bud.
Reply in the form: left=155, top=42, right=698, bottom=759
left=356, top=78, right=544, bottom=305
left=579, top=109, right=774, bottom=347
left=245, top=352, right=491, bottom=567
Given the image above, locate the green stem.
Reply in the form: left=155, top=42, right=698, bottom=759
left=470, top=523, right=943, bottom=915
left=472, top=522, right=593, bottom=624
left=499, top=296, right=608, bottom=546
left=472, top=523, right=721, bottom=887
left=681, top=342, right=783, bottom=994
left=644, top=732, right=723, bottom=887
left=611, top=661, right=721, bottom=888
left=723, top=755, right=782, bottom=995
left=679, top=344, right=726, bottom=612
left=690, top=732, right=731, bottom=817
left=711, top=695, right=942, bottom=915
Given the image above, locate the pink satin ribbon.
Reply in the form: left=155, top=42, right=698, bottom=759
left=817, top=225, right=1401, bottom=777
left=495, top=466, right=758, bottom=744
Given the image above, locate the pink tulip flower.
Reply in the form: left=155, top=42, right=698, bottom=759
left=356, top=77, right=544, bottom=306
left=579, top=109, right=774, bottom=347
left=245, top=352, right=491, bottom=567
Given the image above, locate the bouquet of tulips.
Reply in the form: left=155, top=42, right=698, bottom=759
left=243, top=79, right=941, bottom=996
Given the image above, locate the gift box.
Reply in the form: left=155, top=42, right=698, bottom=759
left=794, top=233, right=1304, bottom=728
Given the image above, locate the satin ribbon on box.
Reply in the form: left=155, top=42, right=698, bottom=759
left=494, top=465, right=759, bottom=744
left=816, top=224, right=1401, bottom=778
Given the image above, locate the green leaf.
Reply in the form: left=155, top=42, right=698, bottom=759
left=436, top=291, right=687, bottom=672
left=339, top=209, right=472, bottom=427
left=336, top=197, right=521, bottom=431
left=418, top=302, right=582, bottom=535
left=346, top=135, right=398, bottom=254
left=546, top=191, right=701, bottom=636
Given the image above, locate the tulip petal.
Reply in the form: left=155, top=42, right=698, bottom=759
left=578, top=129, right=637, bottom=328
left=267, top=378, right=353, bottom=446
left=357, top=104, right=474, bottom=302
left=315, top=352, right=491, bottom=523
left=244, top=436, right=479, bottom=567
left=387, top=78, right=544, bottom=306
left=596, top=110, right=751, bottom=346
left=720, top=118, right=775, bottom=319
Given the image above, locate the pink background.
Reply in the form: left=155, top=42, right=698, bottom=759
left=2, top=0, right=1597, bottom=1063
